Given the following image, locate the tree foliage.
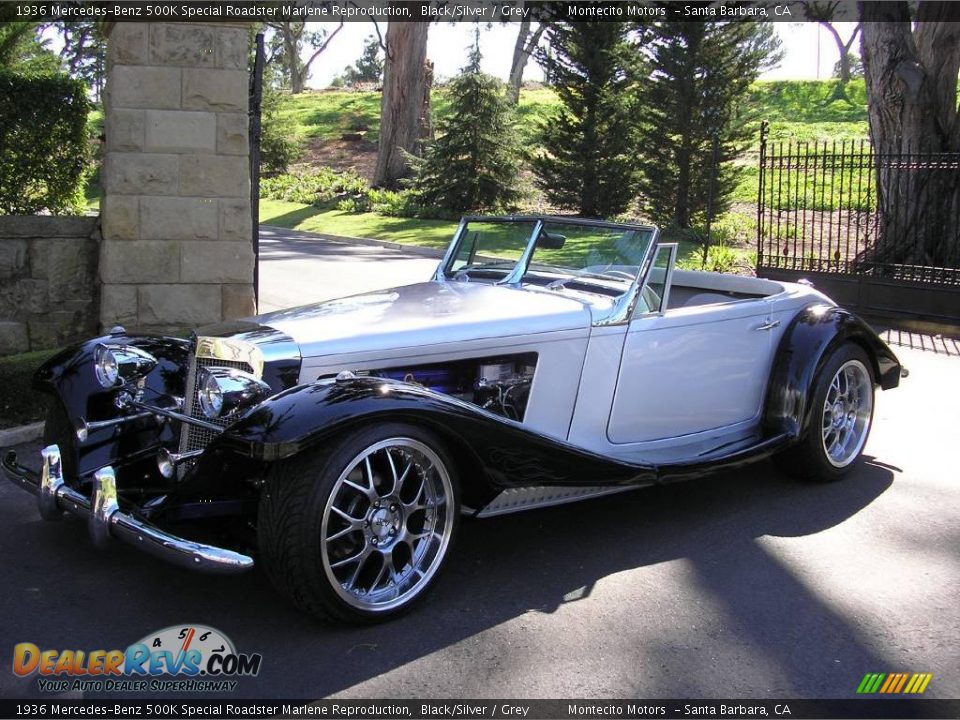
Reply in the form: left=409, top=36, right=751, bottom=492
left=636, top=21, right=782, bottom=228
left=0, top=22, right=59, bottom=73
left=532, top=22, right=642, bottom=217
left=337, top=35, right=384, bottom=87
left=51, top=21, right=106, bottom=99
left=259, top=85, right=302, bottom=174
left=413, top=46, right=522, bottom=213
left=264, top=21, right=344, bottom=93
left=0, top=70, right=89, bottom=215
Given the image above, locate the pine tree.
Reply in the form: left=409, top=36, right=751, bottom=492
left=637, top=22, right=781, bottom=228
left=532, top=22, right=641, bottom=218
left=413, top=44, right=522, bottom=214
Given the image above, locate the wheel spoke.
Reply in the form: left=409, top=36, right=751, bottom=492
left=331, top=544, right=369, bottom=570
left=342, top=477, right=375, bottom=499
left=326, top=519, right=363, bottom=542
left=385, top=449, right=400, bottom=495
left=363, top=456, right=375, bottom=492
left=330, top=505, right=361, bottom=523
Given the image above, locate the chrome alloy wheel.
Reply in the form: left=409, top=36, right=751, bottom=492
left=320, top=438, right=455, bottom=612
left=821, top=359, right=873, bottom=468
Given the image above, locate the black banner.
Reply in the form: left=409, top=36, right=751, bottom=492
left=0, top=0, right=867, bottom=24
left=2, top=700, right=960, bottom=720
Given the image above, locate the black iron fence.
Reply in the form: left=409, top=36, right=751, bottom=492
left=756, top=124, right=960, bottom=325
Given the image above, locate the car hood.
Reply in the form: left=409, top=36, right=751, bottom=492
left=253, top=281, right=592, bottom=360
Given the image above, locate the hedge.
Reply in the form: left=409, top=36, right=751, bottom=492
left=0, top=71, right=90, bottom=215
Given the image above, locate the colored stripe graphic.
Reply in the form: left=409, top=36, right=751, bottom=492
left=857, top=672, right=932, bottom=694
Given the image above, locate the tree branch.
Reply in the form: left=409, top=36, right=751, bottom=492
left=302, top=21, right=345, bottom=73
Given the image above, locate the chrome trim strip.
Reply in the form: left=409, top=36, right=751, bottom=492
left=476, top=484, right=641, bottom=518
left=2, top=445, right=253, bottom=574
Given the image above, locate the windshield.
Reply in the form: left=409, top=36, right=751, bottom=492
left=528, top=221, right=655, bottom=284
left=447, top=219, right=539, bottom=275
left=443, top=217, right=656, bottom=290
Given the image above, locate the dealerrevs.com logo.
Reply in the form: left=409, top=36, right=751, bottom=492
left=13, top=624, right=262, bottom=693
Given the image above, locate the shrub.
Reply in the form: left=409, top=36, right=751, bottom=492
left=0, top=71, right=90, bottom=215
left=259, top=85, right=302, bottom=174
left=260, top=168, right=368, bottom=207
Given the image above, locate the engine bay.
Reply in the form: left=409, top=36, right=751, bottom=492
left=370, top=353, right=538, bottom=421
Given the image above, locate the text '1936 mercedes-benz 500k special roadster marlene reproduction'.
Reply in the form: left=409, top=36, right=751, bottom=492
left=3, top=216, right=902, bottom=623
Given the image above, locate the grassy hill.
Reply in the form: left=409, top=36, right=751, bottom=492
left=278, top=79, right=867, bottom=154
left=259, top=79, right=868, bottom=271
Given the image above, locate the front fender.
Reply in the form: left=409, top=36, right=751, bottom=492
left=213, top=377, right=657, bottom=502
left=32, top=331, right=190, bottom=478
left=763, top=304, right=901, bottom=438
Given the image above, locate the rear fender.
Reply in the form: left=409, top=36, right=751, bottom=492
left=763, top=304, right=901, bottom=438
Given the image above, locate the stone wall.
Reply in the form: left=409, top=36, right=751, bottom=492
left=0, top=217, right=100, bottom=356
left=99, top=22, right=255, bottom=336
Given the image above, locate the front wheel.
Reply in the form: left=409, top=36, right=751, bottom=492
left=776, top=343, right=875, bottom=482
left=258, top=423, right=459, bottom=624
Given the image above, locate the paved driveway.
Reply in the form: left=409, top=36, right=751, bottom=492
left=1, top=230, right=958, bottom=700
left=257, top=226, right=441, bottom=312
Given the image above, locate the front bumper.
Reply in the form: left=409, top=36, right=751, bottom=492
left=2, top=445, right=253, bottom=574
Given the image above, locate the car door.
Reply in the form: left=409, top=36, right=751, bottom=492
left=606, top=245, right=775, bottom=444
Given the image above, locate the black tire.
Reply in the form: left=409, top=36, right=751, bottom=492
left=42, top=399, right=79, bottom=481
left=775, top=343, right=876, bottom=483
left=258, top=422, right=460, bottom=624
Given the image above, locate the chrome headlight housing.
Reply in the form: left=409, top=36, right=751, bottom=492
left=196, top=366, right=271, bottom=419
left=94, top=344, right=158, bottom=389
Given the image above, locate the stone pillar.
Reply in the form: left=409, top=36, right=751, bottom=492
left=99, top=22, right=255, bottom=335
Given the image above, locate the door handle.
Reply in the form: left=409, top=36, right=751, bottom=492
left=755, top=319, right=781, bottom=331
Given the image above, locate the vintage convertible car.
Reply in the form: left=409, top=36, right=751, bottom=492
left=3, top=216, right=901, bottom=623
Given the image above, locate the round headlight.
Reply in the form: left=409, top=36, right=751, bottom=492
left=198, top=369, right=224, bottom=418
left=94, top=345, right=119, bottom=388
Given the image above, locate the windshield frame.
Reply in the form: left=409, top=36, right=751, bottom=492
left=434, top=215, right=660, bottom=325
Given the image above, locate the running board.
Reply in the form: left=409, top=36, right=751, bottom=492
left=475, top=484, right=642, bottom=518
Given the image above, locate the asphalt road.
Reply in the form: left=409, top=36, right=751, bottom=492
left=256, top=225, right=441, bottom=313
left=1, top=229, right=958, bottom=701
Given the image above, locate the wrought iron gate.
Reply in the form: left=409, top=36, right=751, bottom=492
left=756, top=124, right=960, bottom=327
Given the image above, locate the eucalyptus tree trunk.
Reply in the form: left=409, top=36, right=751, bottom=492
left=373, top=20, right=431, bottom=188
left=859, top=1, right=960, bottom=269
left=507, top=17, right=545, bottom=106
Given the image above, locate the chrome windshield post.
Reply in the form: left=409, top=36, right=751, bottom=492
left=593, top=226, right=661, bottom=326
left=498, top=219, right=544, bottom=286
left=434, top=217, right=469, bottom=281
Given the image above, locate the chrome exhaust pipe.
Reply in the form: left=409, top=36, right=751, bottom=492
left=74, top=411, right=157, bottom=442
left=157, top=448, right=204, bottom=479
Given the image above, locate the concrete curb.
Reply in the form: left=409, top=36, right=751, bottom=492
left=0, top=421, right=43, bottom=448
left=260, top=225, right=447, bottom=259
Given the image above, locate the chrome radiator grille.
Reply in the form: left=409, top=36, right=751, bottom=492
left=179, top=355, right=254, bottom=454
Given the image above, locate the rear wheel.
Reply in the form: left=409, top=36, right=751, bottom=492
left=776, top=343, right=875, bottom=482
left=258, top=423, right=459, bottom=624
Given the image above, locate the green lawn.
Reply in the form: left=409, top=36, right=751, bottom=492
left=260, top=198, right=748, bottom=273
left=261, top=199, right=458, bottom=249
left=280, top=86, right=560, bottom=146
